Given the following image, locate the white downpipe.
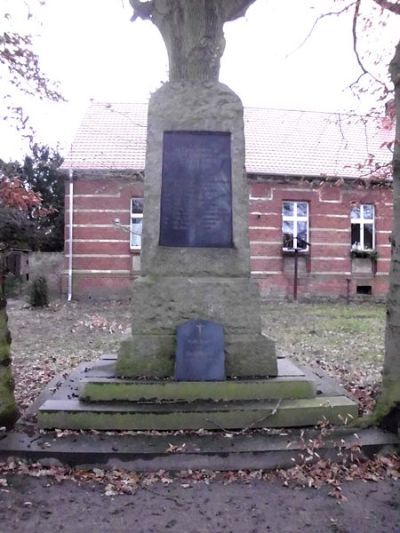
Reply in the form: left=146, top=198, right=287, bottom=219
left=67, top=167, right=74, bottom=301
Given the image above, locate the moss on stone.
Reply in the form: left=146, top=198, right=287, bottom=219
left=0, top=302, right=18, bottom=428
left=38, top=396, right=358, bottom=431
left=353, top=380, right=400, bottom=429
left=0, top=367, right=18, bottom=428
left=116, top=336, right=175, bottom=378
left=80, top=377, right=315, bottom=403
left=0, top=341, right=10, bottom=363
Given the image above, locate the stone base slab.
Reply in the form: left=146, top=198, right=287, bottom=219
left=2, top=429, right=398, bottom=472
left=35, top=356, right=357, bottom=431
left=38, top=396, right=358, bottom=431
left=117, top=331, right=277, bottom=378
left=81, top=358, right=315, bottom=402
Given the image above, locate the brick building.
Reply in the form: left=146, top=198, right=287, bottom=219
left=62, top=103, right=394, bottom=300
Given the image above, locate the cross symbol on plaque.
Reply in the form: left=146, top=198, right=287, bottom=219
left=196, top=323, right=204, bottom=337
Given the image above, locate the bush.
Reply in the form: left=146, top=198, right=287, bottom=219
left=29, top=276, right=49, bottom=307
left=4, top=273, right=26, bottom=297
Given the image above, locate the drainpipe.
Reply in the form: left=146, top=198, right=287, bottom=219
left=67, top=167, right=74, bottom=301
left=293, top=248, right=298, bottom=301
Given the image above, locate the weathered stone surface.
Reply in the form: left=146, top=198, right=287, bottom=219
left=80, top=356, right=315, bottom=402
left=140, top=82, right=250, bottom=277
left=117, top=335, right=175, bottom=378
left=38, top=396, right=359, bottom=431
left=80, top=357, right=312, bottom=402
left=118, top=329, right=277, bottom=379
left=225, top=333, right=277, bottom=377
left=80, top=377, right=316, bottom=402
left=117, top=80, right=277, bottom=379
left=119, top=277, right=277, bottom=377
left=130, top=276, right=263, bottom=336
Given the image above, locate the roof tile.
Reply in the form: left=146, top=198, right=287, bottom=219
left=64, top=102, right=394, bottom=179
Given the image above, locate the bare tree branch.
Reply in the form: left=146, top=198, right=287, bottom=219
left=352, top=0, right=366, bottom=74
left=349, top=0, right=390, bottom=94
left=129, top=0, right=154, bottom=21
left=287, top=2, right=357, bottom=57
left=223, top=0, right=257, bottom=22
left=373, top=0, right=400, bottom=15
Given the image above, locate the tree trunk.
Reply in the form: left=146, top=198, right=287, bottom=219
left=130, top=0, right=255, bottom=82
left=375, top=40, right=400, bottom=429
left=0, top=255, right=18, bottom=428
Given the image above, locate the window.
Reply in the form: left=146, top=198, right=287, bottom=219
left=351, top=204, right=374, bottom=251
left=282, top=201, right=309, bottom=250
left=130, top=198, right=143, bottom=249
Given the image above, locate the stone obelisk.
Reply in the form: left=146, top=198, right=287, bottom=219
left=117, top=0, right=277, bottom=378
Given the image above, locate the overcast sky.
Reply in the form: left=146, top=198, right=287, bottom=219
left=1, top=0, right=399, bottom=160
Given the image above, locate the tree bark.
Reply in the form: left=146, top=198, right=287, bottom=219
left=130, top=0, right=255, bottom=81
left=376, top=40, right=400, bottom=429
left=0, top=254, right=18, bottom=428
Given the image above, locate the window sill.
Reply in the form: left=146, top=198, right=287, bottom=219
left=282, top=249, right=309, bottom=256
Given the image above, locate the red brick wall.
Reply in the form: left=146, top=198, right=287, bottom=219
left=63, top=176, right=143, bottom=298
left=248, top=178, right=392, bottom=300
left=64, top=175, right=392, bottom=300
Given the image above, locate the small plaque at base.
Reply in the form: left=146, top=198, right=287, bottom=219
left=175, top=319, right=225, bottom=381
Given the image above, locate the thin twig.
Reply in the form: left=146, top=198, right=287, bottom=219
left=286, top=2, right=357, bottom=58
left=240, top=399, right=282, bottom=433
left=349, top=0, right=390, bottom=93
left=202, top=417, right=230, bottom=432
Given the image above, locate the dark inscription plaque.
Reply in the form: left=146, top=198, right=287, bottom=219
left=175, top=319, right=225, bottom=381
left=159, top=131, right=233, bottom=247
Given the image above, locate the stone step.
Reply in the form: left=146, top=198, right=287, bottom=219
left=79, top=357, right=316, bottom=403
left=38, top=396, right=358, bottom=431
left=1, top=428, right=398, bottom=471
left=79, top=377, right=316, bottom=402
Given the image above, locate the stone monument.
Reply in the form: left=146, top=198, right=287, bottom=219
left=116, top=0, right=277, bottom=379
left=38, top=0, right=358, bottom=430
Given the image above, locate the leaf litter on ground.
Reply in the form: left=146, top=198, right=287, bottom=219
left=5, top=298, right=398, bottom=497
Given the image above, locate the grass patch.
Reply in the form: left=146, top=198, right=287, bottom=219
left=5, top=298, right=386, bottom=415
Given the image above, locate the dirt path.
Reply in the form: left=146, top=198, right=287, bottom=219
left=0, top=476, right=398, bottom=533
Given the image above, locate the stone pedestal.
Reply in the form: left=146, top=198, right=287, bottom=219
left=116, top=81, right=277, bottom=378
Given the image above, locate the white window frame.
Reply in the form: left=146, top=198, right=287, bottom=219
left=282, top=201, right=309, bottom=251
left=130, top=197, right=143, bottom=250
left=351, top=204, right=375, bottom=251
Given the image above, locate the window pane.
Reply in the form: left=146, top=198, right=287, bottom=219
left=132, top=198, right=144, bottom=214
left=297, top=221, right=307, bottom=247
left=351, top=206, right=360, bottom=220
left=364, top=224, right=373, bottom=249
left=131, top=217, right=143, bottom=248
left=283, top=202, right=294, bottom=217
left=363, top=204, right=374, bottom=220
left=283, top=220, right=294, bottom=235
left=297, top=202, right=308, bottom=217
left=351, top=223, right=360, bottom=246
